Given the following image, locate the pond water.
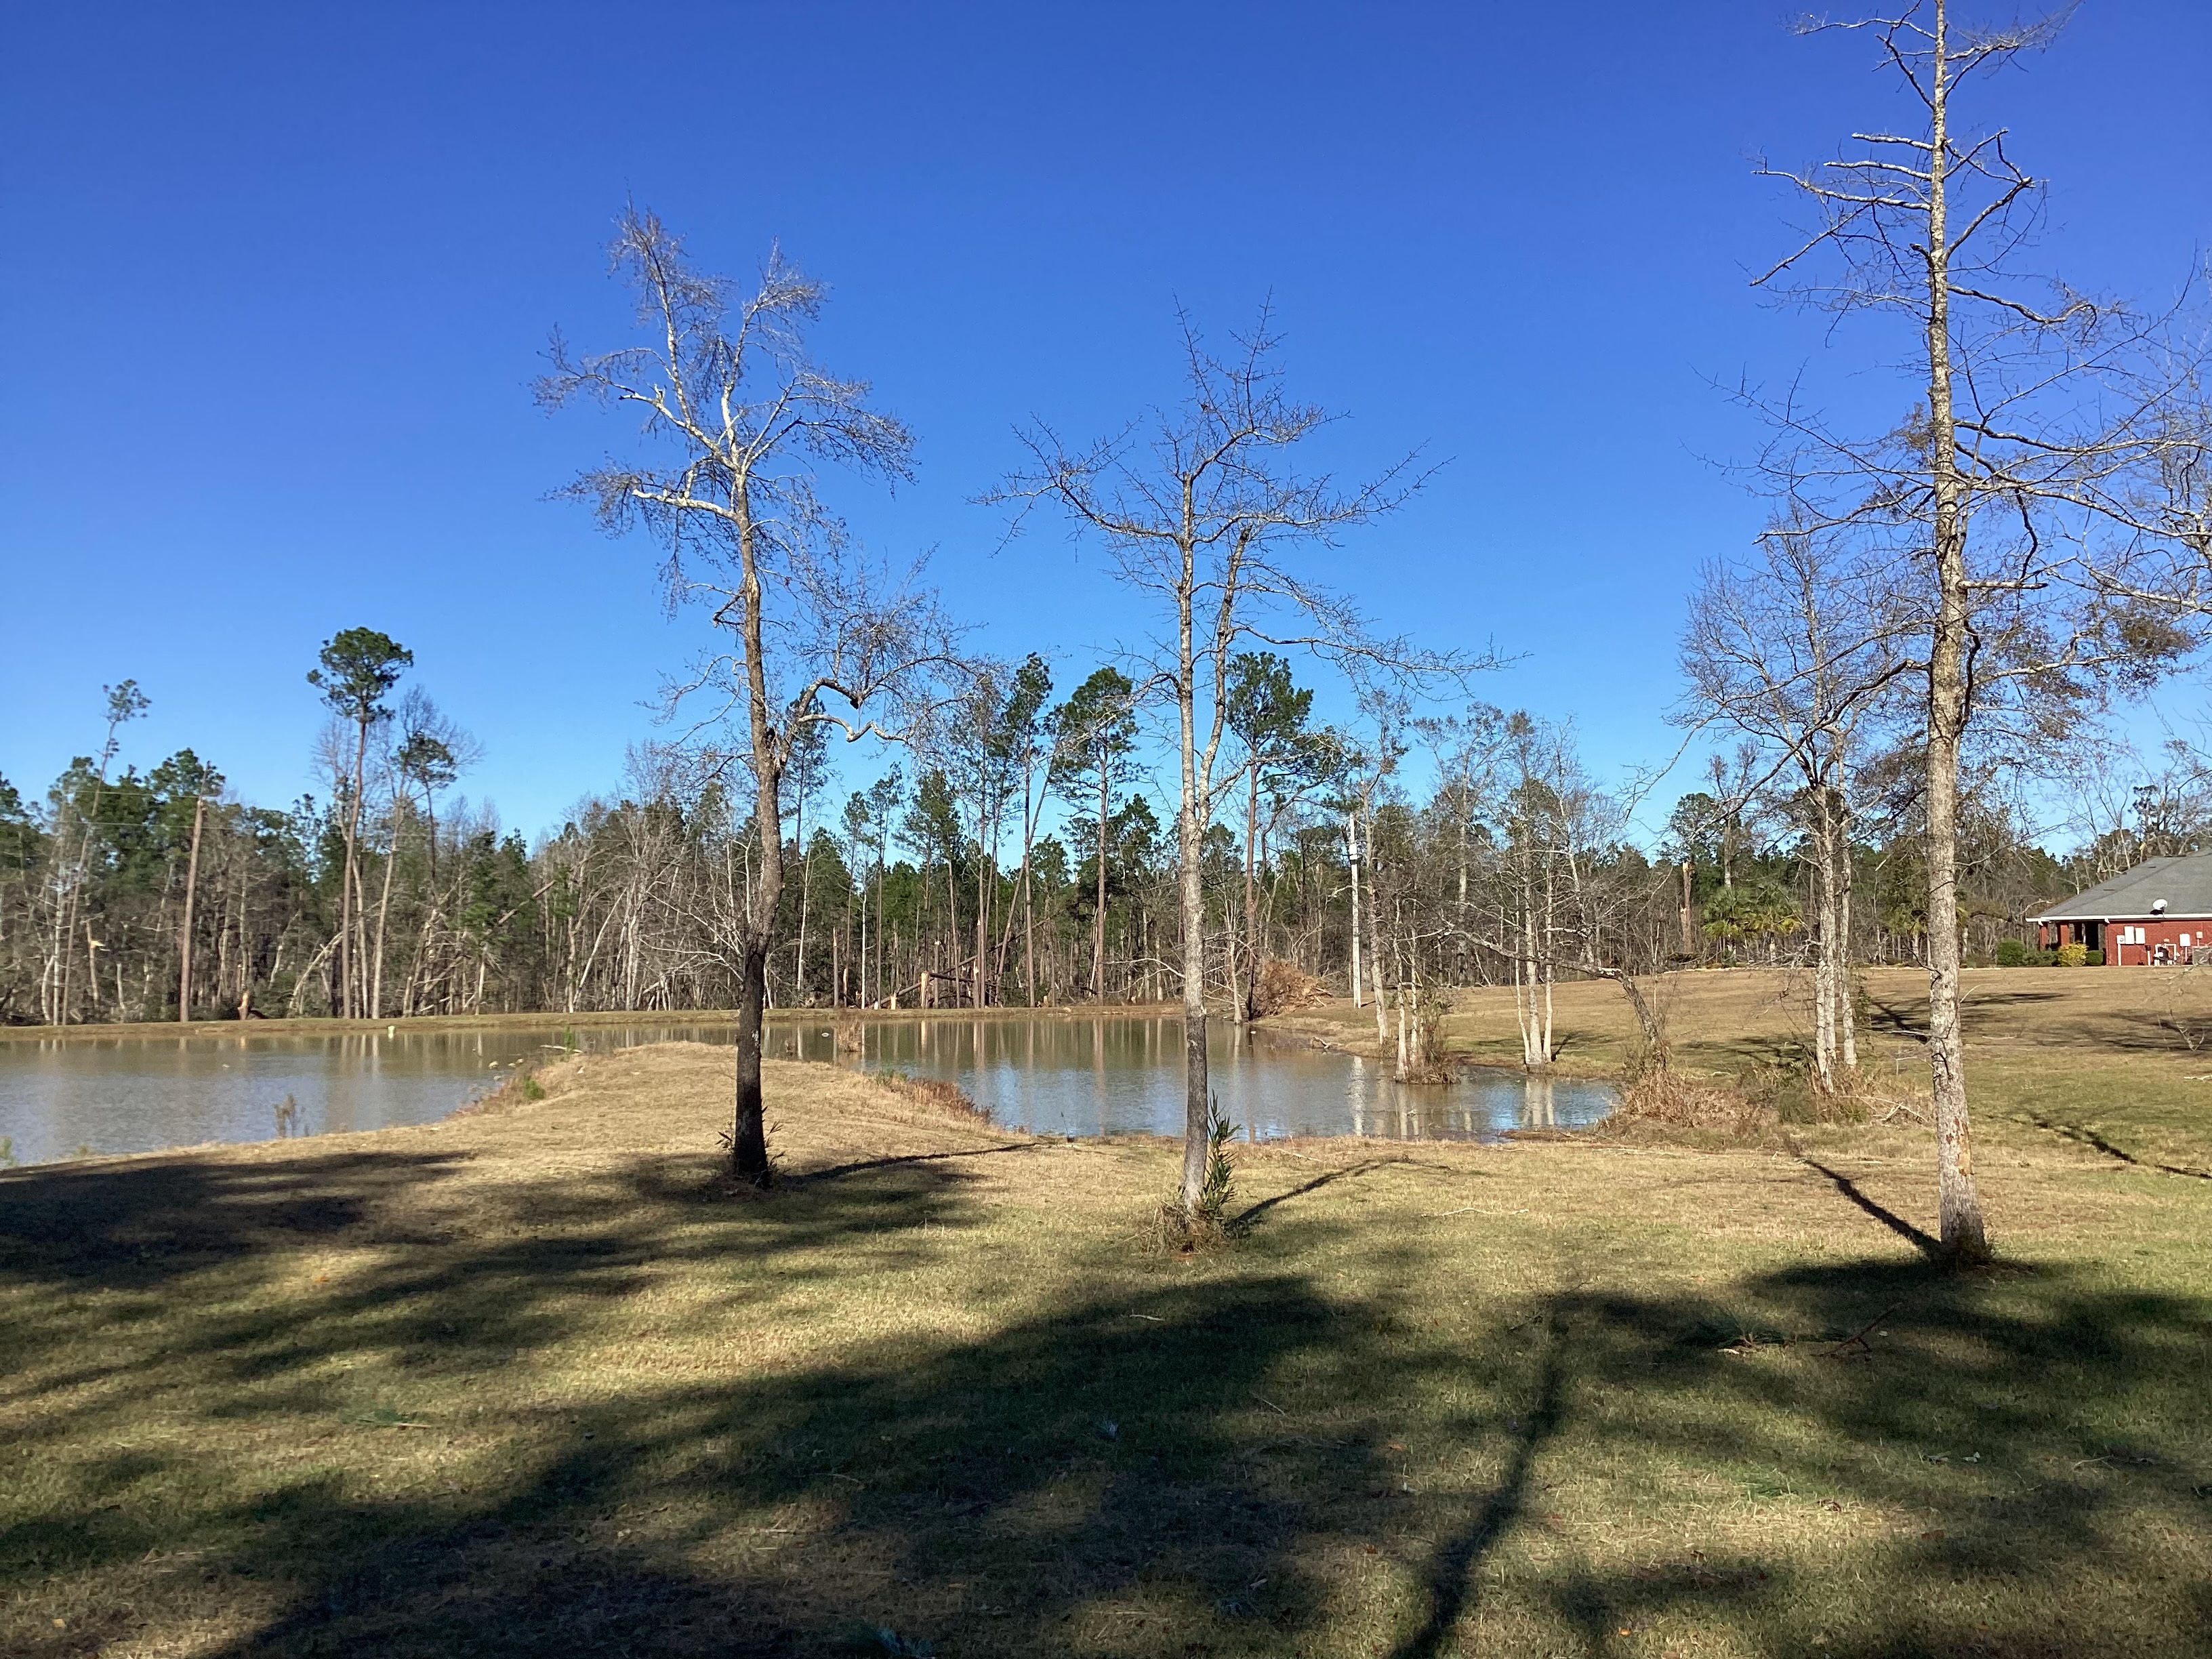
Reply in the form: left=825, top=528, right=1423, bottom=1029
left=0, top=1015, right=1616, bottom=1166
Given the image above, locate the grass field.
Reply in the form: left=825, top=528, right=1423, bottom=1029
left=1273, top=965, right=2212, bottom=1175
left=4, top=979, right=2209, bottom=1658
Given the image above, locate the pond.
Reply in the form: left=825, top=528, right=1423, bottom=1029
left=0, top=1015, right=1616, bottom=1166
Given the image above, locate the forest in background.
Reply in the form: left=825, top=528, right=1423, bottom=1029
left=2, top=632, right=2197, bottom=1032
left=8, top=2, right=2212, bottom=1250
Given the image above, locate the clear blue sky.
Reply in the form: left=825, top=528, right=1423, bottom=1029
left=3, top=2, right=2207, bottom=841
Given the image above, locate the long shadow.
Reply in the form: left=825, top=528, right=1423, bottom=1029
left=2024, top=1115, right=2212, bottom=1182
left=0, top=1149, right=473, bottom=1289
left=0, top=1146, right=998, bottom=1417
left=1231, top=1159, right=1400, bottom=1228
left=798, top=1141, right=1037, bottom=1184
left=1865, top=983, right=2212, bottom=1059
left=1797, top=1157, right=1942, bottom=1256
left=1538, top=1257, right=2211, bottom=1653
left=1861, top=991, right=1931, bottom=1044
left=1391, top=1313, right=1565, bottom=1659
left=6, top=1147, right=2211, bottom=1657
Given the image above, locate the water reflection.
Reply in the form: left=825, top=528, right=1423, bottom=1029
left=0, top=1014, right=1614, bottom=1165
left=785, top=1015, right=1615, bottom=1143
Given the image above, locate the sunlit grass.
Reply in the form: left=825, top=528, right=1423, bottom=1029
left=1279, top=965, right=2212, bottom=1170
left=3, top=1038, right=2207, bottom=1656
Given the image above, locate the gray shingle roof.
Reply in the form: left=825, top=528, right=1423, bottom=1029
left=2028, top=854, right=2212, bottom=922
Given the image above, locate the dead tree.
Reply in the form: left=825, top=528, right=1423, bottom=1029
left=1683, top=520, right=1908, bottom=1086
left=541, top=207, right=956, bottom=1182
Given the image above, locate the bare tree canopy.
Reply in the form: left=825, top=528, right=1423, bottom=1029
left=1742, top=0, right=2211, bottom=1260
left=540, top=205, right=961, bottom=1181
left=992, top=309, right=1463, bottom=1220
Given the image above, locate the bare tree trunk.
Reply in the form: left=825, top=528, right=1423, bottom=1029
left=1812, top=786, right=1837, bottom=1090
left=1021, top=850, right=1037, bottom=1006
left=731, top=523, right=782, bottom=1181
left=1514, top=855, right=1536, bottom=1067
left=1541, top=855, right=1556, bottom=1064
left=370, top=808, right=397, bottom=1021
left=1595, top=966, right=1664, bottom=1055
left=176, top=794, right=205, bottom=1022
left=1541, top=969, right=1554, bottom=1061
left=975, top=832, right=991, bottom=1010
left=1094, top=754, right=1109, bottom=1002
left=1174, top=554, right=1212, bottom=1214
left=1395, top=968, right=1410, bottom=1078
left=877, top=828, right=893, bottom=1008
left=1179, top=812, right=1209, bottom=1208
left=795, top=840, right=811, bottom=1006
left=1837, top=790, right=1859, bottom=1071
left=1347, top=811, right=1364, bottom=1008
left=1238, top=765, right=1260, bottom=1023
left=1367, top=817, right=1388, bottom=1052
left=335, top=720, right=369, bottom=1019
left=1922, top=0, right=1988, bottom=1262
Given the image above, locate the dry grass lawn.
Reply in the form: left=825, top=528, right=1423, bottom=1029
left=1275, top=964, right=2212, bottom=1174
left=4, top=1024, right=2209, bottom=1658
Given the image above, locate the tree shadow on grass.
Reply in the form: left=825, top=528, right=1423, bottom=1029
left=1796, top=1158, right=1942, bottom=1256
left=1509, top=1257, right=2212, bottom=1657
left=0, top=1150, right=473, bottom=1290
left=1, top=1149, right=1515, bottom=1656
left=2020, top=1114, right=2212, bottom=1182
left=3, top=1153, right=2209, bottom=1657
left=1231, top=1158, right=1402, bottom=1229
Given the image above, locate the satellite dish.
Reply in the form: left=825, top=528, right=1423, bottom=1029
left=2153, top=899, right=2169, bottom=914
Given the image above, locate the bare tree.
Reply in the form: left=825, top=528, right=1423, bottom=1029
left=1750, top=1, right=2204, bottom=1260
left=999, top=312, right=1435, bottom=1220
left=1684, top=519, right=1908, bottom=1085
left=1413, top=704, right=1511, bottom=987
left=541, top=207, right=957, bottom=1182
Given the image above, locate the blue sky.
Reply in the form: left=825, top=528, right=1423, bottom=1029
left=3, top=1, right=2207, bottom=843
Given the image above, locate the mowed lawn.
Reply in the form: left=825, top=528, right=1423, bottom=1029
left=3, top=981, right=2210, bottom=1657
left=1284, top=964, right=2212, bottom=1176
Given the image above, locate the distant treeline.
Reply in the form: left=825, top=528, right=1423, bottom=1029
left=5, top=643, right=2173, bottom=1031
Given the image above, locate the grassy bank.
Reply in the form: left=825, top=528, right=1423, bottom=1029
left=4, top=1039, right=2208, bottom=1656
left=1269, top=966, right=2212, bottom=1172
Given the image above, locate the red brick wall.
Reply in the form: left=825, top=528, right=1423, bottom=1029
left=2096, top=916, right=2212, bottom=966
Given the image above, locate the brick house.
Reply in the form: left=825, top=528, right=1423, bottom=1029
left=2029, top=855, right=2212, bottom=965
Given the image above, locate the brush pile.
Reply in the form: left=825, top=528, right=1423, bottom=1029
left=1253, top=958, right=1332, bottom=1016
left=1604, top=1065, right=1777, bottom=1136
